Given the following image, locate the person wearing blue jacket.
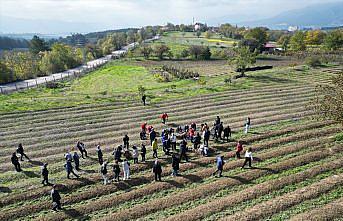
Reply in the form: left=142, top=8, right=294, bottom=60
left=213, top=155, right=225, bottom=177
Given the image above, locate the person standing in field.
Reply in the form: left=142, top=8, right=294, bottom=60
left=100, top=161, right=109, bottom=185
left=223, top=125, right=231, bottom=142
left=203, top=128, right=210, bottom=146
left=96, top=145, right=103, bottom=165
left=244, top=117, right=251, bottom=134
left=141, top=143, right=146, bottom=162
left=113, top=160, right=120, bottom=182
left=11, top=152, right=21, bottom=172
left=113, top=145, right=123, bottom=162
left=242, top=148, right=253, bottom=169
left=152, top=138, right=158, bottom=158
left=132, top=145, right=139, bottom=164
left=142, top=94, right=146, bottom=106
left=171, top=153, right=180, bottom=176
left=17, top=143, right=30, bottom=161
left=153, top=159, right=162, bottom=181
left=161, top=113, right=169, bottom=124
left=122, top=159, right=130, bottom=180
left=215, top=116, right=221, bottom=126
left=76, top=141, right=88, bottom=159
left=65, top=159, right=79, bottom=179
left=193, top=132, right=201, bottom=150
left=123, top=134, right=130, bottom=149
left=51, top=185, right=62, bottom=211
left=170, top=132, right=177, bottom=151
left=150, top=128, right=156, bottom=146
left=236, top=141, right=243, bottom=159
left=180, top=139, right=189, bottom=162
left=41, top=163, right=50, bottom=185
left=218, top=122, right=224, bottom=140
left=213, top=155, right=225, bottom=177
left=73, top=152, right=80, bottom=171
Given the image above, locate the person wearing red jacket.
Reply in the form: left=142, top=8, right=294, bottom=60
left=236, top=141, right=243, bottom=159
left=161, top=113, right=169, bottom=124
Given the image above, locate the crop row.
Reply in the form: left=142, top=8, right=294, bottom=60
left=1, top=126, right=337, bottom=220
left=164, top=159, right=343, bottom=221
left=221, top=173, right=343, bottom=221
left=0, top=84, right=313, bottom=138
left=98, top=146, right=342, bottom=221
left=0, top=99, right=311, bottom=162
left=2, top=120, right=338, bottom=204
left=289, top=197, right=343, bottom=221
left=0, top=88, right=313, bottom=149
left=0, top=83, right=310, bottom=125
left=1, top=120, right=333, bottom=199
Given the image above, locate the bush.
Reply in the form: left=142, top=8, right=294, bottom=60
left=305, top=56, right=322, bottom=68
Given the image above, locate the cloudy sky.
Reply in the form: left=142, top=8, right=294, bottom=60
left=0, top=0, right=342, bottom=33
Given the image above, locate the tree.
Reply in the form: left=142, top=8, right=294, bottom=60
left=277, top=35, right=291, bottom=51
left=244, top=27, right=268, bottom=52
left=196, top=31, right=201, bottom=38
left=0, top=61, right=14, bottom=84
left=324, top=30, right=343, bottom=51
left=200, top=46, right=211, bottom=60
left=153, top=44, right=170, bottom=60
left=180, top=49, right=189, bottom=59
left=189, top=45, right=212, bottom=60
left=311, top=73, right=343, bottom=124
left=205, top=31, right=213, bottom=39
left=239, top=38, right=259, bottom=52
left=140, top=45, right=153, bottom=59
left=305, top=30, right=326, bottom=45
left=231, top=46, right=256, bottom=78
left=290, top=31, right=306, bottom=51
left=29, top=35, right=49, bottom=54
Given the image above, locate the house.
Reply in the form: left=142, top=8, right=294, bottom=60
left=263, top=42, right=278, bottom=52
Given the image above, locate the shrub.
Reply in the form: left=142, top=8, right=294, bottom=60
left=305, top=56, right=322, bottom=68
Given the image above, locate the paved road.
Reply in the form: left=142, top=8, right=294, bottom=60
left=0, top=36, right=159, bottom=94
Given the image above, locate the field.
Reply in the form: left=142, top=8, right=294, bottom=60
left=1, top=49, right=343, bottom=220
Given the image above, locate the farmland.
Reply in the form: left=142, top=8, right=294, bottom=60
left=1, top=52, right=343, bottom=221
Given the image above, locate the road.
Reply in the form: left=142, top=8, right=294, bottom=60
left=0, top=36, right=160, bottom=94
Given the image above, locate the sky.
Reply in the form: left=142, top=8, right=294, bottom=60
left=0, top=0, right=342, bottom=33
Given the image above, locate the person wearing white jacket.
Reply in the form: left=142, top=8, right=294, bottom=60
left=242, top=148, right=253, bottom=168
left=122, top=159, right=130, bottom=180
left=132, top=146, right=139, bottom=164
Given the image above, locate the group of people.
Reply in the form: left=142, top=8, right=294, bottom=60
left=10, top=113, right=254, bottom=211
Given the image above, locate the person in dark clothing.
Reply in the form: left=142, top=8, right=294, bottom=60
left=218, top=122, right=224, bottom=140
left=73, top=152, right=80, bottom=171
left=123, top=135, right=130, bottom=149
left=213, top=156, right=225, bottom=177
left=96, top=145, right=103, bottom=165
left=17, top=143, right=30, bottom=161
left=150, top=129, right=156, bottom=146
left=101, top=162, right=109, bottom=185
left=113, top=146, right=123, bottom=162
left=223, top=125, right=231, bottom=142
left=76, top=141, right=88, bottom=159
left=51, top=185, right=62, bottom=211
left=215, top=116, right=221, bottom=126
left=203, top=129, right=210, bottom=146
left=171, top=154, right=180, bottom=176
left=65, top=159, right=79, bottom=179
left=41, top=163, right=50, bottom=185
left=180, top=140, right=189, bottom=162
left=152, top=160, right=162, bottom=181
left=113, top=160, right=120, bottom=182
left=141, top=143, right=146, bottom=162
left=190, top=122, right=196, bottom=131
left=193, top=132, right=201, bottom=150
left=142, top=94, right=146, bottom=106
left=11, top=152, right=21, bottom=172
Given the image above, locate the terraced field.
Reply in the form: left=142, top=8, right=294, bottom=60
left=0, top=70, right=342, bottom=221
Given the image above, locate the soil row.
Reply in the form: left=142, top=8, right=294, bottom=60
left=221, top=173, right=343, bottom=221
